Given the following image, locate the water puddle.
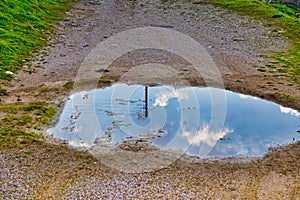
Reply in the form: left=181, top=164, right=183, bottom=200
left=47, top=84, right=300, bottom=158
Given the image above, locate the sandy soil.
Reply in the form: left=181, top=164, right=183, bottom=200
left=1, top=0, right=300, bottom=199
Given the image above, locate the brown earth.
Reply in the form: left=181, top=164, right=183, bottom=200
left=1, top=0, right=300, bottom=199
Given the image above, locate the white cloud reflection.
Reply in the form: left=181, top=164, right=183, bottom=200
left=279, top=106, right=300, bottom=117
left=182, top=124, right=233, bottom=147
left=239, top=94, right=258, bottom=100
left=153, top=89, right=188, bottom=107
left=69, top=140, right=92, bottom=148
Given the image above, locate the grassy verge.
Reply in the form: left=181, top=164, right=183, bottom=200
left=0, top=101, right=57, bottom=149
left=208, top=0, right=300, bottom=86
left=0, top=0, right=74, bottom=95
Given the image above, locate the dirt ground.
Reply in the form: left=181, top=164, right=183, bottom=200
left=1, top=0, right=300, bottom=199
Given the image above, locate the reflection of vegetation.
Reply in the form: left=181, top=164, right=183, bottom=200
left=0, top=0, right=73, bottom=94
left=0, top=102, right=57, bottom=149
left=209, top=0, right=300, bottom=87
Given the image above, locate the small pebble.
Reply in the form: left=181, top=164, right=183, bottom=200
left=5, top=71, right=14, bottom=75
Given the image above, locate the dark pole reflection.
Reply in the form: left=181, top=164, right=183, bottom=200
left=144, top=86, right=148, bottom=118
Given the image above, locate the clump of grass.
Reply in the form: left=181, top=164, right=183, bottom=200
left=0, top=0, right=74, bottom=94
left=24, top=102, right=45, bottom=111
left=0, top=101, right=58, bottom=149
left=98, top=77, right=112, bottom=84
left=270, top=3, right=299, bottom=18
left=277, top=68, right=287, bottom=73
left=0, top=87, right=9, bottom=96
left=0, top=104, right=20, bottom=114
left=209, top=0, right=300, bottom=86
left=258, top=68, right=266, bottom=72
left=63, top=81, right=75, bottom=90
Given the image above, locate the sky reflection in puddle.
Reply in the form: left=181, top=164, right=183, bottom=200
left=48, top=84, right=300, bottom=157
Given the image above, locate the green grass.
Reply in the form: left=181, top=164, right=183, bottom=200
left=0, top=0, right=74, bottom=94
left=0, top=101, right=57, bottom=149
left=208, top=0, right=300, bottom=86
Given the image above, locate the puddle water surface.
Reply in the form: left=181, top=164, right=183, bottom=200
left=48, top=84, right=300, bottom=158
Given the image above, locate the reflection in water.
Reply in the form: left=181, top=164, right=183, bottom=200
left=48, top=84, right=300, bottom=157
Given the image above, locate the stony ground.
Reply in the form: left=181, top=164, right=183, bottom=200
left=1, top=0, right=300, bottom=199
left=1, top=141, right=300, bottom=199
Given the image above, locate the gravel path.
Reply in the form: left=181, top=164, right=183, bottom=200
left=23, top=0, right=288, bottom=81
left=1, top=141, right=300, bottom=199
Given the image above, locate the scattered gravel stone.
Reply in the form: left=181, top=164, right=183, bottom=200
left=5, top=71, right=14, bottom=75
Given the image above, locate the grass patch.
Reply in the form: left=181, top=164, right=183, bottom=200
left=0, top=87, right=9, bottom=96
left=0, top=128, right=43, bottom=149
left=0, top=0, right=74, bottom=94
left=0, top=101, right=58, bottom=149
left=63, top=81, right=75, bottom=90
left=208, top=0, right=300, bottom=86
left=98, top=77, right=112, bottom=84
